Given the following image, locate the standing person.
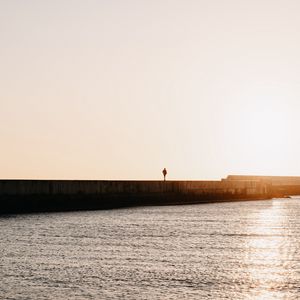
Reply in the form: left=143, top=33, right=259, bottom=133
left=162, top=168, right=167, bottom=181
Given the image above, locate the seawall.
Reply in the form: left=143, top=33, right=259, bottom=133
left=226, top=175, right=300, bottom=197
left=0, top=179, right=270, bottom=214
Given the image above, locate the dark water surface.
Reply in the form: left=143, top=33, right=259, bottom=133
left=1, top=198, right=300, bottom=299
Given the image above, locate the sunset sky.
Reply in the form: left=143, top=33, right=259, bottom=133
left=1, top=0, right=300, bottom=180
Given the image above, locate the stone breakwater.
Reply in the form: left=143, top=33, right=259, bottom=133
left=0, top=176, right=299, bottom=213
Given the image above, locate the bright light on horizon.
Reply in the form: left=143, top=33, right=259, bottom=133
left=225, top=97, right=294, bottom=176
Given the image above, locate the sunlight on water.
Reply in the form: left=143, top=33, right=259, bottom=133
left=245, top=201, right=292, bottom=300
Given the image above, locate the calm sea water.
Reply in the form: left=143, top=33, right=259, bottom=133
left=1, top=198, right=300, bottom=299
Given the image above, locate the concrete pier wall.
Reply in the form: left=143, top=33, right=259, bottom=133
left=0, top=179, right=271, bottom=214
left=0, top=180, right=168, bottom=195
left=0, top=179, right=267, bottom=196
left=225, top=175, right=300, bottom=196
left=175, top=180, right=267, bottom=196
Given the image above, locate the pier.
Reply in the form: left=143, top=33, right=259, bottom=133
left=0, top=176, right=299, bottom=214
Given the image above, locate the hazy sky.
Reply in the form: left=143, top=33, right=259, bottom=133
left=1, top=0, right=300, bottom=180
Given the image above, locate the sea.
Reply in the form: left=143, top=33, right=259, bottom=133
left=1, top=198, right=300, bottom=299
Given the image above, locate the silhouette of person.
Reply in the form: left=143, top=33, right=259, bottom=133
left=162, top=168, right=167, bottom=181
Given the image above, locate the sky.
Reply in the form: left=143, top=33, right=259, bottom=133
left=1, top=0, right=300, bottom=180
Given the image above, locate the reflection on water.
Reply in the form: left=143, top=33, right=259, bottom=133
left=245, top=201, right=294, bottom=299
left=1, top=198, right=300, bottom=299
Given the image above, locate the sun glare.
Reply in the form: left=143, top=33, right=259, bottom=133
left=245, top=200, right=290, bottom=299
left=234, top=98, right=292, bottom=174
